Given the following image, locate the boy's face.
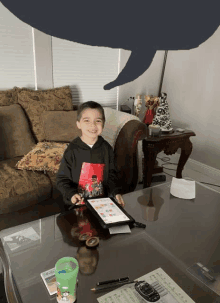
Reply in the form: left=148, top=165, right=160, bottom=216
left=92, top=177, right=97, bottom=183
left=76, top=108, right=104, bottom=141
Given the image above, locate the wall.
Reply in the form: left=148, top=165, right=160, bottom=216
left=162, top=26, right=220, bottom=170
left=118, top=49, right=166, bottom=118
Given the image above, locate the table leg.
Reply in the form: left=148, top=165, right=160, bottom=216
left=143, top=146, right=158, bottom=187
left=0, top=239, right=23, bottom=303
left=176, top=137, right=193, bottom=178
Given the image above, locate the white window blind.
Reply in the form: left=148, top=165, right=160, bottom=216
left=0, top=3, right=35, bottom=89
left=52, top=37, right=119, bottom=109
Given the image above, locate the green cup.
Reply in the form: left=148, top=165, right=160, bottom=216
left=55, top=257, right=79, bottom=303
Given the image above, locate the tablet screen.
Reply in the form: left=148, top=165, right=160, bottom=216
left=87, top=198, right=129, bottom=224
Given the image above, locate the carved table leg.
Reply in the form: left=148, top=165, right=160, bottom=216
left=143, top=145, right=159, bottom=188
left=176, top=137, right=193, bottom=178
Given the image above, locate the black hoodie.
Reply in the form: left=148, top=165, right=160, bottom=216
left=56, top=136, right=122, bottom=206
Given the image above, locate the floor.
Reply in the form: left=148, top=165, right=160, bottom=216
left=135, top=151, right=220, bottom=193
left=0, top=152, right=219, bottom=303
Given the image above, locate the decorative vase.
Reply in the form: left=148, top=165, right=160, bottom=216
left=152, top=92, right=172, bottom=130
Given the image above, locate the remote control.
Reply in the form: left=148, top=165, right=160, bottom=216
left=135, top=281, right=160, bottom=302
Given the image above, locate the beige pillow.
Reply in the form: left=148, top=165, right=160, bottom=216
left=0, top=87, right=18, bottom=106
left=17, top=86, right=73, bottom=142
left=41, top=110, right=82, bottom=142
left=15, top=142, right=69, bottom=174
left=0, top=104, right=36, bottom=160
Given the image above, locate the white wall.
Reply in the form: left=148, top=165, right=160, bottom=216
left=118, top=49, right=166, bottom=118
left=162, top=26, right=220, bottom=170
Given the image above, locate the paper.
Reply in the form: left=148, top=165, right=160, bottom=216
left=3, top=227, right=40, bottom=251
left=109, top=225, right=131, bottom=234
left=87, top=198, right=129, bottom=224
left=170, top=177, right=195, bottom=199
left=97, top=268, right=195, bottom=303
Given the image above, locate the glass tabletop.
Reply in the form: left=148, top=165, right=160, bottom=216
left=1, top=181, right=220, bottom=303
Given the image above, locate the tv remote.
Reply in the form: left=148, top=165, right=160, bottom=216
left=135, top=281, right=160, bottom=302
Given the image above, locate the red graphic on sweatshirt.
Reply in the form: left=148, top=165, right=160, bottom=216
left=78, top=162, right=105, bottom=198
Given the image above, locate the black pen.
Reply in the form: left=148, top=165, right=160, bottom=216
left=96, top=277, right=129, bottom=286
left=91, top=280, right=142, bottom=292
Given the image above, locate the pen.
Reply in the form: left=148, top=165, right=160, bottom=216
left=91, top=280, right=141, bottom=292
left=97, top=277, right=129, bottom=286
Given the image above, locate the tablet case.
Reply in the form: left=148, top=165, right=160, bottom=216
left=84, top=197, right=135, bottom=229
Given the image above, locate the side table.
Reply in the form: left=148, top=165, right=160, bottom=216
left=142, top=128, right=196, bottom=187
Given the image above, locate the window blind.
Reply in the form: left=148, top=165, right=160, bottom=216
left=0, top=3, right=35, bottom=89
left=52, top=37, right=119, bottom=109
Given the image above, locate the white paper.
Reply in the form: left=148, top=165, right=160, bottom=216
left=170, top=177, right=195, bottom=199
left=109, top=225, right=131, bottom=234
left=3, top=227, right=40, bottom=251
left=87, top=198, right=129, bottom=224
left=97, top=268, right=195, bottom=303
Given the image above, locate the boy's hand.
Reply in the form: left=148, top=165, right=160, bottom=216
left=71, top=194, right=84, bottom=205
left=115, top=194, right=125, bottom=207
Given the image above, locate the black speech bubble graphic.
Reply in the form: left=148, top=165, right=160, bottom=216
left=1, top=0, right=220, bottom=90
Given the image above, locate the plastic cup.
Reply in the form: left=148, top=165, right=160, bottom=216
left=55, top=257, right=79, bottom=303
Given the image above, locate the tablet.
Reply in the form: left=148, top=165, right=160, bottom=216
left=84, top=197, right=135, bottom=229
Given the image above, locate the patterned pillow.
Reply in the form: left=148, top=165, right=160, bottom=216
left=17, top=86, right=73, bottom=142
left=15, top=142, right=69, bottom=174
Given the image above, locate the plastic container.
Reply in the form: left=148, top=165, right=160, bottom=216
left=55, top=257, right=79, bottom=303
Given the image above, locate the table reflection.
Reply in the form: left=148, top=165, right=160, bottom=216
left=137, top=188, right=164, bottom=221
left=56, top=206, right=111, bottom=276
left=76, top=246, right=99, bottom=275
left=56, top=206, right=110, bottom=247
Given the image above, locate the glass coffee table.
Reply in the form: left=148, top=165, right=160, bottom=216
left=1, top=181, right=220, bottom=303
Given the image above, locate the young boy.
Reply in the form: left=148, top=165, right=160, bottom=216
left=56, top=101, right=125, bottom=207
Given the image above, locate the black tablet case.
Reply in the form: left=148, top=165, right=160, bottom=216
left=84, top=197, right=135, bottom=229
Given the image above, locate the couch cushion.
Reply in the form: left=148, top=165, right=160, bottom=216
left=41, top=110, right=81, bottom=142
left=0, top=87, right=18, bottom=106
left=17, top=86, right=73, bottom=142
left=16, top=142, right=69, bottom=174
left=0, top=104, right=36, bottom=160
left=0, top=157, right=52, bottom=214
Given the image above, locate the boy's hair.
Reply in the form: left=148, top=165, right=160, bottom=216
left=77, top=101, right=105, bottom=125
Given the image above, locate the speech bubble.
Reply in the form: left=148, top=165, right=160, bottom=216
left=1, top=0, right=219, bottom=90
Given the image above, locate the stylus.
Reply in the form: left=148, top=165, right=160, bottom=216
left=97, top=277, right=129, bottom=286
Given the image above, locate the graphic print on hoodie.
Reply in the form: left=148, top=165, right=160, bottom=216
left=78, top=162, right=105, bottom=198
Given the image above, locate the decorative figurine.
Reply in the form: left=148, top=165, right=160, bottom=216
left=134, top=94, right=142, bottom=117
left=143, top=95, right=160, bottom=125
left=152, top=92, right=172, bottom=130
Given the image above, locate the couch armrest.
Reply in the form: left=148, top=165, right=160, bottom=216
left=114, top=120, right=147, bottom=194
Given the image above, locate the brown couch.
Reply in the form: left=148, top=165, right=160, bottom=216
left=0, top=86, right=146, bottom=226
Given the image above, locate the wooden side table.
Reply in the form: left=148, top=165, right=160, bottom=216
left=142, top=128, right=196, bottom=188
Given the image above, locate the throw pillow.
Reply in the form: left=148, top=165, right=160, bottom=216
left=0, top=104, right=36, bottom=160
left=15, top=142, right=69, bottom=174
left=17, top=86, right=73, bottom=142
left=0, top=87, right=18, bottom=106
left=41, top=110, right=81, bottom=142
